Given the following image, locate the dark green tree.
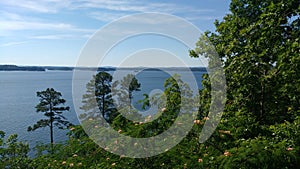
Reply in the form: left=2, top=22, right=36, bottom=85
left=80, top=75, right=101, bottom=120
left=190, top=0, right=300, bottom=168
left=125, top=74, right=141, bottom=105
left=0, top=131, right=30, bottom=169
left=192, top=0, right=300, bottom=126
left=111, top=74, right=141, bottom=125
left=81, top=72, right=116, bottom=122
left=113, top=74, right=141, bottom=109
left=138, top=94, right=150, bottom=110
left=28, top=88, right=71, bottom=144
left=95, top=72, right=115, bottom=120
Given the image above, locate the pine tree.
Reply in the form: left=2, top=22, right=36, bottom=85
left=28, top=88, right=72, bottom=144
left=81, top=72, right=117, bottom=123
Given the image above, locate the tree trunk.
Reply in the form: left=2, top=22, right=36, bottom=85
left=129, top=92, right=132, bottom=114
left=50, top=101, right=54, bottom=154
left=50, top=116, right=53, bottom=144
left=102, top=94, right=105, bottom=118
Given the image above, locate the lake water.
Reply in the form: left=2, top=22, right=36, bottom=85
left=0, top=70, right=205, bottom=147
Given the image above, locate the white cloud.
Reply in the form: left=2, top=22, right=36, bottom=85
left=0, top=21, right=72, bottom=31
left=76, top=0, right=200, bottom=15
left=116, top=13, right=184, bottom=25
left=76, top=1, right=217, bottom=25
left=1, top=41, right=29, bottom=47
left=31, top=34, right=92, bottom=40
left=70, top=0, right=144, bottom=12
left=0, top=0, right=214, bottom=16
left=0, top=11, right=73, bottom=31
left=31, top=34, right=71, bottom=40
left=88, top=11, right=131, bottom=22
left=81, top=34, right=92, bottom=39
left=0, top=0, right=72, bottom=13
left=0, top=20, right=96, bottom=33
left=0, top=11, right=24, bottom=20
left=0, top=0, right=216, bottom=41
left=0, top=10, right=95, bottom=40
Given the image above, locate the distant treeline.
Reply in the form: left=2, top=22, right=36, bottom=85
left=0, top=65, right=45, bottom=71
left=0, top=65, right=77, bottom=71
left=0, top=65, right=207, bottom=72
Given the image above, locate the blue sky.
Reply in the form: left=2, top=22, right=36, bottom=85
left=0, top=0, right=231, bottom=66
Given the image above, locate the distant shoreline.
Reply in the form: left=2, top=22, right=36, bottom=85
left=0, top=65, right=207, bottom=72
left=0, top=65, right=46, bottom=71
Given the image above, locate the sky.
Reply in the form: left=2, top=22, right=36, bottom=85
left=0, top=0, right=231, bottom=67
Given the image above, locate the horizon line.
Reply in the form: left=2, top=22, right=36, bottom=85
left=0, top=64, right=207, bottom=68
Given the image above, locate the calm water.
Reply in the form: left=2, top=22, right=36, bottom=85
left=0, top=70, right=205, bottom=147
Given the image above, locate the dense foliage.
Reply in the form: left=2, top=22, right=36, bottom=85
left=189, top=0, right=300, bottom=168
left=1, top=0, right=299, bottom=168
